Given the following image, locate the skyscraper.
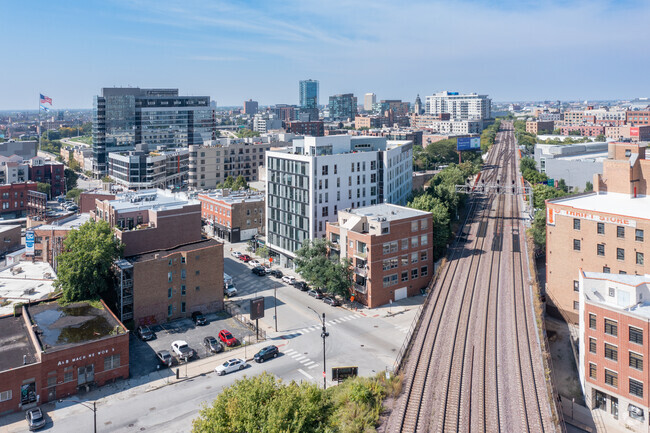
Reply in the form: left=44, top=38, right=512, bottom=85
left=299, top=79, right=319, bottom=121
left=364, top=93, right=376, bottom=111
left=328, top=93, right=358, bottom=120
left=92, top=88, right=214, bottom=176
left=243, top=99, right=258, bottom=115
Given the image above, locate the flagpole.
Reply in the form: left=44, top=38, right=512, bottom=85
left=38, top=94, right=41, bottom=154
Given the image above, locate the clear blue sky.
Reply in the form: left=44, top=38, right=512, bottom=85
left=1, top=0, right=649, bottom=109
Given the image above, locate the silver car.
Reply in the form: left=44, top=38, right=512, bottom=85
left=25, top=407, right=46, bottom=431
left=214, top=358, right=247, bottom=376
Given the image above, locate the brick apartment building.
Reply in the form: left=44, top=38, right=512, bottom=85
left=198, top=189, right=264, bottom=242
left=560, top=125, right=606, bottom=137
left=28, top=157, right=65, bottom=198
left=0, top=225, right=21, bottom=256
left=627, top=111, right=650, bottom=127
left=32, top=214, right=90, bottom=271
left=526, top=120, right=555, bottom=135
left=326, top=204, right=433, bottom=308
left=579, top=271, right=650, bottom=431
left=114, top=239, right=223, bottom=325
left=79, top=190, right=115, bottom=213
left=91, top=189, right=202, bottom=257
left=287, top=121, right=325, bottom=137
left=546, top=142, right=650, bottom=323
left=0, top=299, right=129, bottom=414
left=0, top=182, right=37, bottom=218
left=605, top=125, right=650, bottom=142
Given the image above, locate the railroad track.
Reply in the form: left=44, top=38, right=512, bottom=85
left=386, top=121, right=555, bottom=433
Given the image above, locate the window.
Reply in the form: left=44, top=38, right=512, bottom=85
left=47, top=374, right=56, bottom=387
left=603, top=266, right=610, bottom=273
left=104, top=354, right=120, bottom=371
left=637, top=252, right=644, bottom=265
left=629, top=352, right=643, bottom=371
left=322, top=165, right=328, bottom=175
left=420, top=251, right=428, bottom=261
left=181, top=256, right=186, bottom=264
left=0, top=390, right=11, bottom=402
left=421, top=219, right=428, bottom=230
left=573, top=301, right=579, bottom=310
left=597, top=222, right=605, bottom=235
left=401, top=239, right=408, bottom=250
left=573, top=219, right=581, bottom=230
left=617, top=226, right=625, bottom=238
left=181, top=269, right=186, bottom=280
left=636, top=229, right=644, bottom=242
left=64, top=367, right=73, bottom=383
left=168, top=305, right=173, bottom=316
left=421, top=234, right=428, bottom=245
left=322, top=207, right=328, bottom=217
left=401, top=255, right=409, bottom=266
left=401, top=271, right=408, bottom=282
left=411, top=221, right=418, bottom=232
left=605, top=319, right=618, bottom=337
left=411, top=236, right=419, bottom=248
left=630, top=378, right=644, bottom=398
left=589, top=363, right=597, bottom=379
left=195, top=286, right=200, bottom=291
left=181, top=285, right=186, bottom=296
left=573, top=239, right=581, bottom=251
left=625, top=149, right=631, bottom=157
left=630, top=327, right=643, bottom=345
left=181, top=302, right=186, bottom=313
left=597, top=244, right=605, bottom=256
left=411, top=268, right=418, bottom=279
left=574, top=280, right=580, bottom=292
left=421, top=266, right=428, bottom=277
left=617, top=248, right=625, bottom=261
left=411, top=252, right=418, bottom=263
left=604, top=369, right=618, bottom=388
left=589, top=337, right=597, bottom=354
left=168, top=272, right=172, bottom=282
left=589, top=314, right=597, bottom=329
left=168, top=287, right=172, bottom=299
left=605, top=343, right=618, bottom=361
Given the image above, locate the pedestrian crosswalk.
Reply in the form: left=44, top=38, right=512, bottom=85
left=295, top=313, right=363, bottom=335
left=396, top=325, right=411, bottom=334
left=284, top=348, right=320, bottom=370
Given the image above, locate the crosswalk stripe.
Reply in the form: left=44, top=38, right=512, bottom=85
left=284, top=349, right=296, bottom=354
left=298, top=369, right=314, bottom=380
left=326, top=321, right=336, bottom=326
left=294, top=355, right=306, bottom=361
left=333, top=318, right=343, bottom=323
left=307, top=364, right=319, bottom=370
left=299, top=358, right=311, bottom=364
left=303, top=361, right=315, bottom=367
left=339, top=317, right=350, bottom=321
left=291, top=353, right=303, bottom=359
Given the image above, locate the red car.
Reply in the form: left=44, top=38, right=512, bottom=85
left=219, top=329, right=238, bottom=347
left=238, top=254, right=252, bottom=262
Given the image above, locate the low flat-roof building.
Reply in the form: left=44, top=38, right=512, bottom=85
left=32, top=214, right=90, bottom=270
left=326, top=204, right=433, bottom=308
left=534, top=142, right=608, bottom=190
left=0, top=224, right=22, bottom=256
left=0, top=260, right=57, bottom=316
left=578, top=271, right=650, bottom=432
left=198, top=189, right=264, bottom=242
left=0, top=299, right=129, bottom=414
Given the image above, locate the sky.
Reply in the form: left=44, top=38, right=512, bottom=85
left=1, top=0, right=649, bottom=109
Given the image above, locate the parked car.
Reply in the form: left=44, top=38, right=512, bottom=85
left=231, top=251, right=242, bottom=258
left=171, top=340, right=194, bottom=360
left=263, top=266, right=273, bottom=274
left=251, top=266, right=266, bottom=276
left=308, top=289, right=324, bottom=299
left=156, top=350, right=173, bottom=367
left=203, top=336, right=224, bottom=353
left=254, top=345, right=279, bottom=363
left=271, top=270, right=283, bottom=278
left=282, top=275, right=296, bottom=285
left=192, top=311, right=207, bottom=326
left=239, top=254, right=252, bottom=262
left=249, top=259, right=260, bottom=267
left=67, top=205, right=78, bottom=212
left=293, top=281, right=309, bottom=291
left=323, top=296, right=341, bottom=306
left=218, top=329, right=238, bottom=347
left=214, top=358, right=247, bottom=376
left=136, top=325, right=155, bottom=341
left=224, top=284, right=238, bottom=297
left=25, top=407, right=46, bottom=431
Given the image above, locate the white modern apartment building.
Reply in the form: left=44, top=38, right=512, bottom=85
left=265, top=135, right=413, bottom=266
left=425, top=91, right=491, bottom=121
left=364, top=93, right=377, bottom=111
left=108, top=147, right=189, bottom=190
left=411, top=116, right=483, bottom=134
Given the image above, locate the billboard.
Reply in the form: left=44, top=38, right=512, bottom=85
left=457, top=136, right=481, bottom=151
left=25, top=230, right=35, bottom=256
left=250, top=297, right=265, bottom=320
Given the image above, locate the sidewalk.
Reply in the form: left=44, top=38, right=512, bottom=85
left=0, top=341, right=270, bottom=432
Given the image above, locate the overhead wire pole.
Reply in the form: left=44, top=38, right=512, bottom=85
left=308, top=306, right=329, bottom=389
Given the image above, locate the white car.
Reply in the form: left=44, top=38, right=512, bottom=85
left=249, top=259, right=260, bottom=267
left=282, top=275, right=296, bottom=285
left=171, top=340, right=194, bottom=360
left=224, top=284, right=238, bottom=297
left=214, top=358, right=247, bottom=376
left=231, top=251, right=242, bottom=258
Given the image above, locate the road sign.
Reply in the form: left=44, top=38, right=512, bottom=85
left=250, top=297, right=265, bottom=320
left=332, top=366, right=359, bottom=382
left=457, top=136, right=481, bottom=151
left=547, top=178, right=554, bottom=186
left=25, top=230, right=35, bottom=256
left=269, top=257, right=273, bottom=263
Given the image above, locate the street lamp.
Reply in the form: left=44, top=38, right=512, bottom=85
left=59, top=398, right=96, bottom=433
left=308, top=306, right=329, bottom=389
left=274, top=284, right=278, bottom=332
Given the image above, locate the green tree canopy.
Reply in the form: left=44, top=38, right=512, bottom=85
left=65, top=168, right=78, bottom=191
left=66, top=188, right=83, bottom=203
left=54, top=220, right=123, bottom=302
left=408, top=194, right=451, bottom=259
left=233, top=175, right=248, bottom=190
left=37, top=182, right=51, bottom=198
left=236, top=128, right=261, bottom=138
left=294, top=239, right=352, bottom=298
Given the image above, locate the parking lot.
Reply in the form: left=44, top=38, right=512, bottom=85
left=129, top=312, right=256, bottom=377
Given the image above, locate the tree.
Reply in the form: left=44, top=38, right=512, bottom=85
left=233, top=175, right=248, bottom=190
left=532, top=184, right=568, bottom=209
left=520, top=157, right=536, bottom=173
left=557, top=178, right=569, bottom=193
left=585, top=181, right=593, bottom=192
left=65, top=168, right=78, bottom=191
left=408, top=194, right=451, bottom=259
left=257, top=245, right=270, bottom=259
left=54, top=220, right=123, bottom=302
left=595, top=134, right=606, bottom=142
left=294, top=239, right=352, bottom=298
left=68, top=158, right=81, bottom=172
left=235, top=128, right=261, bottom=138
left=37, top=182, right=51, bottom=198
left=531, top=209, right=547, bottom=251
left=66, top=188, right=83, bottom=203
left=101, top=175, right=112, bottom=183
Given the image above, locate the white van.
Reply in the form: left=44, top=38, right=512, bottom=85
left=223, top=273, right=237, bottom=297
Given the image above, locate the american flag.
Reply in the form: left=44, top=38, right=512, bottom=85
left=39, top=94, right=52, bottom=105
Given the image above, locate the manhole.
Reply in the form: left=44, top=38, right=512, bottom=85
left=149, top=407, right=155, bottom=411
left=205, top=386, right=212, bottom=390
left=128, top=424, right=134, bottom=427
left=360, top=344, right=364, bottom=347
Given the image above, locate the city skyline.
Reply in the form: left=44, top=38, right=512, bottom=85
left=1, top=0, right=650, bottom=110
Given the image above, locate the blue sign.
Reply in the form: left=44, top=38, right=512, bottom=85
left=457, top=137, right=481, bottom=151
left=25, top=230, right=35, bottom=256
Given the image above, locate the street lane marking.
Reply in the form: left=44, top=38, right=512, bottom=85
left=294, top=355, right=306, bottom=361
left=303, top=361, right=315, bottom=366
left=333, top=319, right=343, bottom=323
left=290, top=353, right=303, bottom=358
left=284, top=349, right=296, bottom=354
left=298, top=369, right=314, bottom=380
left=299, top=358, right=311, bottom=364
left=307, top=364, right=319, bottom=369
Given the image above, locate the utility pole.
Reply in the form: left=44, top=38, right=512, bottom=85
left=274, top=284, right=278, bottom=332
left=308, top=307, right=329, bottom=389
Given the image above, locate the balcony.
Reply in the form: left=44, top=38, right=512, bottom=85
left=353, top=250, right=367, bottom=260
left=353, top=283, right=367, bottom=294
left=122, top=294, right=133, bottom=305
left=354, top=267, right=367, bottom=278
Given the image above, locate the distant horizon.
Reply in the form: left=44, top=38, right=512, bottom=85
left=1, top=1, right=649, bottom=110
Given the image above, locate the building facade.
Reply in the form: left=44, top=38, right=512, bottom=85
left=526, top=120, right=555, bottom=135
left=627, top=111, right=650, bottom=127
left=199, top=189, right=265, bottom=242
left=287, top=121, right=324, bottom=137
left=560, top=125, right=605, bottom=137
left=0, top=182, right=37, bottom=218
left=108, top=147, right=189, bottom=190
left=265, top=135, right=413, bottom=266
left=578, top=271, right=650, bottom=432
left=299, top=79, right=319, bottom=121
left=326, top=204, right=433, bottom=308
left=92, top=87, right=215, bottom=176
left=328, top=94, right=358, bottom=120
left=28, top=157, right=65, bottom=198
left=534, top=142, right=608, bottom=190
left=424, top=91, right=491, bottom=121
left=243, top=99, right=259, bottom=115
left=546, top=142, right=650, bottom=323
left=364, top=93, right=376, bottom=112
